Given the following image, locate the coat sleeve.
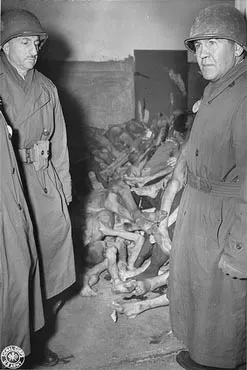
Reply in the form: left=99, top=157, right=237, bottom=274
left=231, top=95, right=247, bottom=244
left=50, top=85, right=72, bottom=204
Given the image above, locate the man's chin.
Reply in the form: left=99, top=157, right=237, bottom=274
left=25, top=60, right=36, bottom=68
left=201, top=71, right=217, bottom=81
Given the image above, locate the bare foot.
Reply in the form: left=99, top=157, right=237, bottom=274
left=80, top=284, right=98, bottom=297
left=87, top=273, right=100, bottom=287
left=133, top=280, right=152, bottom=296
left=113, top=294, right=169, bottom=318
left=112, top=279, right=137, bottom=294
left=112, top=301, right=140, bottom=318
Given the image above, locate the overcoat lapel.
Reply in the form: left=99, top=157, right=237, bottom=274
left=0, top=58, right=50, bottom=127
left=16, top=76, right=50, bottom=126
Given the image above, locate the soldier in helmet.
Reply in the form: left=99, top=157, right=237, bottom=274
left=0, top=9, right=76, bottom=367
left=159, top=4, right=247, bottom=369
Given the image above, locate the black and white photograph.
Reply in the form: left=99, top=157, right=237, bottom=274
left=0, top=0, right=246, bottom=369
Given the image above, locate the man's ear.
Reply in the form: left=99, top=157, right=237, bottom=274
left=2, top=42, right=10, bottom=55
left=235, top=43, right=244, bottom=57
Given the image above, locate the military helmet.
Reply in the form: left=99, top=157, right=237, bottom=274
left=1, top=9, right=48, bottom=48
left=184, top=4, right=247, bottom=53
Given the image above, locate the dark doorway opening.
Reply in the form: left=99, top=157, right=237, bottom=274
left=134, top=50, right=188, bottom=120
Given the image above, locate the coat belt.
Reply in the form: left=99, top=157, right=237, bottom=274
left=187, top=169, right=241, bottom=198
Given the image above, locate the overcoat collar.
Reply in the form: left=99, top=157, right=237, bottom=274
left=0, top=52, right=50, bottom=125
left=203, top=58, right=247, bottom=103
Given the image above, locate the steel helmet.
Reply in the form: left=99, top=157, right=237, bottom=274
left=1, top=9, right=48, bottom=48
left=184, top=4, right=247, bottom=53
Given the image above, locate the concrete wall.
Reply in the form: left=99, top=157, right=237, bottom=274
left=2, top=0, right=234, bottom=62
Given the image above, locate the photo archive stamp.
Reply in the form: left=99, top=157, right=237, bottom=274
left=1, top=345, right=25, bottom=369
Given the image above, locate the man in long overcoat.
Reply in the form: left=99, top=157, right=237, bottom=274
left=0, top=105, right=44, bottom=363
left=0, top=9, right=76, bottom=366
left=159, top=4, right=247, bottom=370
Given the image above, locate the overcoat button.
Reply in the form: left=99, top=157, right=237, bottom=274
left=44, top=188, right=48, bottom=194
left=43, top=129, right=49, bottom=136
left=236, top=243, right=242, bottom=250
left=195, top=149, right=199, bottom=157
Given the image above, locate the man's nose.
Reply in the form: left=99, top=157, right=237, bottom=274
left=197, top=44, right=210, bottom=59
left=29, top=43, right=39, bottom=56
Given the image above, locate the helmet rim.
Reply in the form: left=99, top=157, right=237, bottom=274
left=2, top=31, right=48, bottom=48
left=184, top=35, right=247, bottom=53
left=185, top=4, right=247, bottom=54
left=1, top=9, right=48, bottom=48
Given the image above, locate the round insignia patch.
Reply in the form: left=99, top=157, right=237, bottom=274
left=7, top=124, right=13, bottom=138
left=192, top=99, right=202, bottom=114
left=1, top=345, right=25, bottom=369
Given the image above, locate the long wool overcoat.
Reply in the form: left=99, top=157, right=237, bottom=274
left=0, top=111, right=44, bottom=355
left=169, top=60, right=247, bottom=368
left=0, top=53, right=75, bottom=299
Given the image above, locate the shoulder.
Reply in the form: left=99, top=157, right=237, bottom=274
left=233, top=72, right=247, bottom=105
left=0, top=53, right=6, bottom=77
left=34, top=69, right=57, bottom=92
left=34, top=69, right=60, bottom=104
left=235, top=61, right=247, bottom=93
left=0, top=56, right=3, bottom=75
left=240, top=71, right=247, bottom=91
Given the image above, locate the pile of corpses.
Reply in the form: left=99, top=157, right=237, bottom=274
left=79, top=110, right=193, bottom=320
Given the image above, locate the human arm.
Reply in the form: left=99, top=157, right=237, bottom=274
left=159, top=141, right=188, bottom=228
left=50, top=86, right=72, bottom=204
left=155, top=141, right=187, bottom=253
left=218, top=95, right=247, bottom=279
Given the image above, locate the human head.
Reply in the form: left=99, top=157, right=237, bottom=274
left=184, top=4, right=246, bottom=82
left=1, top=9, right=48, bottom=77
left=1, top=9, right=48, bottom=48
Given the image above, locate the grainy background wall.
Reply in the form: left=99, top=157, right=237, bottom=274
left=2, top=0, right=234, bottom=62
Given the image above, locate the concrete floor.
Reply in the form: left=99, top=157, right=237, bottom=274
left=42, top=274, right=185, bottom=370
